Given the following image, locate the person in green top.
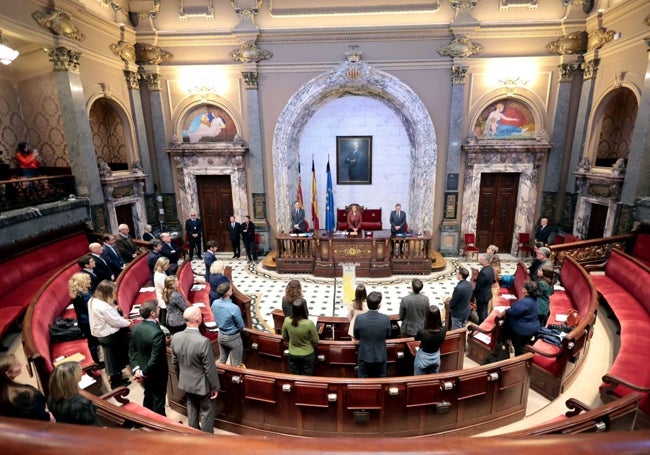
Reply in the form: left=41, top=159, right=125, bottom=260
left=536, top=266, right=555, bottom=327
left=281, top=298, right=319, bottom=375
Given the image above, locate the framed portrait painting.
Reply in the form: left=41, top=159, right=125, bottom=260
left=336, top=136, right=372, bottom=184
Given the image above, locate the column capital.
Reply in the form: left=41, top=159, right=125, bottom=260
left=557, top=62, right=581, bottom=82
left=242, top=71, right=258, bottom=89
left=47, top=46, right=81, bottom=73
left=451, top=64, right=468, bottom=85
left=139, top=70, right=161, bottom=91
left=582, top=58, right=600, bottom=80
left=123, top=70, right=140, bottom=90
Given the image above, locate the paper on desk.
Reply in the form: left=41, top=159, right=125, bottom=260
left=192, top=302, right=205, bottom=308
left=204, top=321, right=217, bottom=328
left=501, top=294, right=517, bottom=300
left=139, top=287, right=155, bottom=292
left=65, top=303, right=74, bottom=310
left=555, top=314, right=568, bottom=322
left=554, top=284, right=565, bottom=291
left=473, top=332, right=492, bottom=345
left=191, top=284, right=206, bottom=291
left=78, top=374, right=96, bottom=390
left=493, top=306, right=509, bottom=312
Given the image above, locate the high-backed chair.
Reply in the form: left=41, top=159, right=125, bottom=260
left=464, top=233, right=479, bottom=260
left=517, top=232, right=535, bottom=258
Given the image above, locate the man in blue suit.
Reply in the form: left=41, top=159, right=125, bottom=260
left=290, top=200, right=307, bottom=233
left=353, top=291, right=391, bottom=378
left=389, top=203, right=407, bottom=235
left=102, top=234, right=124, bottom=278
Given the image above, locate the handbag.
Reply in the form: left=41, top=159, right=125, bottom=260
left=49, top=317, right=83, bottom=342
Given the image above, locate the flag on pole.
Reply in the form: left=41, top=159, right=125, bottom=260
left=296, top=162, right=304, bottom=208
left=311, top=158, right=320, bottom=230
left=325, top=158, right=335, bottom=232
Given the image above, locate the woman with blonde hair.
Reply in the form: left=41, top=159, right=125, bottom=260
left=48, top=361, right=98, bottom=425
left=347, top=284, right=368, bottom=338
left=89, top=280, right=131, bottom=389
left=208, top=260, right=229, bottom=303
left=282, top=279, right=306, bottom=318
left=0, top=354, right=53, bottom=422
left=68, top=272, right=100, bottom=364
left=163, top=275, right=188, bottom=334
left=153, top=256, right=170, bottom=326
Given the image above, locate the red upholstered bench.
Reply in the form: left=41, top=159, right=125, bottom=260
left=336, top=207, right=383, bottom=231
left=589, top=248, right=650, bottom=414
left=116, top=253, right=156, bottom=317
left=526, top=255, right=599, bottom=399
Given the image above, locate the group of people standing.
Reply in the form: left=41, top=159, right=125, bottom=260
left=182, top=212, right=258, bottom=263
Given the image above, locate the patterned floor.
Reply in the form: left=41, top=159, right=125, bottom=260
left=189, top=253, right=520, bottom=331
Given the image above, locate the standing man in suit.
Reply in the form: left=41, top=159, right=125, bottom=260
left=89, top=243, right=114, bottom=282
left=147, top=240, right=163, bottom=282
left=129, top=299, right=168, bottom=416
left=446, top=268, right=473, bottom=329
left=398, top=279, right=430, bottom=337
left=185, top=211, right=203, bottom=260
left=227, top=215, right=241, bottom=258
left=390, top=203, right=407, bottom=235
left=241, top=215, right=258, bottom=263
left=78, top=255, right=99, bottom=293
left=535, top=217, right=551, bottom=244
left=291, top=200, right=307, bottom=233
left=171, top=306, right=220, bottom=433
left=102, top=234, right=124, bottom=278
left=203, top=240, right=218, bottom=281
left=160, top=232, right=180, bottom=275
left=115, top=224, right=138, bottom=263
left=474, top=253, right=496, bottom=324
left=354, top=291, right=392, bottom=378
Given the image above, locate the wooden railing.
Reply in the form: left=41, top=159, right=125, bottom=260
left=0, top=174, right=76, bottom=211
left=548, top=234, right=634, bottom=269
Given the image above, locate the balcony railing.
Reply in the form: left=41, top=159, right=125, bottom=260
left=0, top=174, right=76, bottom=212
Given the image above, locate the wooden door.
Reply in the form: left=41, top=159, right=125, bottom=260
left=586, top=203, right=608, bottom=239
left=476, top=173, right=519, bottom=251
left=196, top=175, right=234, bottom=251
left=115, top=204, right=135, bottom=237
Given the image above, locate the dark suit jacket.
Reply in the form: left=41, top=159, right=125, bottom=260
left=474, top=265, right=495, bottom=303
left=102, top=245, right=124, bottom=277
left=228, top=221, right=241, bottom=241
left=185, top=218, right=202, bottom=238
left=128, top=319, right=169, bottom=380
left=398, top=293, right=430, bottom=336
left=203, top=250, right=217, bottom=281
left=389, top=210, right=407, bottom=233
left=290, top=208, right=307, bottom=231
left=91, top=253, right=113, bottom=282
left=81, top=269, right=100, bottom=294
left=354, top=310, right=391, bottom=363
left=171, top=327, right=220, bottom=396
left=161, top=241, right=180, bottom=264
left=535, top=225, right=551, bottom=244
left=241, top=221, right=255, bottom=242
left=449, top=279, right=473, bottom=319
left=115, top=235, right=138, bottom=263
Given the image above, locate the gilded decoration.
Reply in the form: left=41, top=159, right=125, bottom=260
left=242, top=71, right=258, bottom=89
left=134, top=43, right=173, bottom=65
left=140, top=71, right=161, bottom=91
left=437, top=35, right=484, bottom=59
left=451, top=65, right=468, bottom=85
left=231, top=0, right=263, bottom=17
left=450, top=0, right=479, bottom=9
left=230, top=41, right=272, bottom=63
left=588, top=28, right=615, bottom=51
left=557, top=63, right=580, bottom=82
left=110, top=40, right=136, bottom=63
left=32, top=10, right=85, bottom=41
left=124, top=70, right=140, bottom=90
left=546, top=31, right=587, bottom=55
left=582, top=58, right=599, bottom=80
left=555, top=242, right=625, bottom=267
left=46, top=46, right=81, bottom=73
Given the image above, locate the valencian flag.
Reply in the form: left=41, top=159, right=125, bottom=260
left=296, top=162, right=304, bottom=209
left=311, top=159, right=320, bottom=230
left=325, top=158, right=335, bottom=232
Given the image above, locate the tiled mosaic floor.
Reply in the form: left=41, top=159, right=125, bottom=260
left=190, top=254, right=520, bottom=332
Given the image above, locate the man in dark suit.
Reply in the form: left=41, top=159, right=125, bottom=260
left=241, top=215, right=258, bottom=262
left=147, top=240, right=163, bottom=282
left=89, top=242, right=114, bottom=282
left=78, top=255, right=99, bottom=293
left=160, top=232, right=180, bottom=275
left=101, top=234, right=124, bottom=278
left=115, top=223, right=138, bottom=263
left=535, top=217, right=551, bottom=244
left=290, top=200, right=307, bottom=233
left=171, top=306, right=220, bottom=433
left=389, top=203, right=407, bottom=235
left=128, top=299, right=168, bottom=416
left=474, top=254, right=495, bottom=324
left=227, top=215, right=241, bottom=258
left=203, top=240, right=218, bottom=281
left=398, top=279, right=430, bottom=337
left=354, top=291, right=391, bottom=378
left=446, top=267, right=473, bottom=329
left=185, top=211, right=203, bottom=260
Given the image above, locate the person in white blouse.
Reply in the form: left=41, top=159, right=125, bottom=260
left=347, top=284, right=369, bottom=339
left=88, top=280, right=132, bottom=389
left=153, top=257, right=170, bottom=328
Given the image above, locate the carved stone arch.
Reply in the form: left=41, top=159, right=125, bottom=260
left=272, top=58, right=437, bottom=233
left=584, top=83, right=639, bottom=168
left=86, top=92, right=137, bottom=168
left=468, top=91, right=546, bottom=139
left=172, top=95, right=243, bottom=140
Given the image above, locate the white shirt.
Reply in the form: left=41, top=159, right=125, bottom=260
left=88, top=297, right=130, bottom=338
left=154, top=271, right=167, bottom=309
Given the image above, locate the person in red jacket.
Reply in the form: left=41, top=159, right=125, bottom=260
left=15, top=142, right=39, bottom=177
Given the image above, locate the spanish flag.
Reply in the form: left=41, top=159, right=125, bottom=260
left=296, top=162, right=304, bottom=209
left=311, top=158, right=320, bottom=230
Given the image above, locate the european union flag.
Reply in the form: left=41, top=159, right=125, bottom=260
left=325, top=159, right=335, bottom=232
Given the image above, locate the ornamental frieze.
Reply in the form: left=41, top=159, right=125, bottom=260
left=135, top=42, right=173, bottom=65
left=546, top=31, right=587, bottom=55
left=230, top=41, right=273, bottom=63
left=437, top=35, right=483, bottom=59
left=32, top=9, right=85, bottom=41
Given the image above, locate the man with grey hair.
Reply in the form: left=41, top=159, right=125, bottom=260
left=473, top=253, right=495, bottom=324
left=171, top=306, right=220, bottom=433
left=115, top=223, right=138, bottom=263
left=88, top=242, right=113, bottom=282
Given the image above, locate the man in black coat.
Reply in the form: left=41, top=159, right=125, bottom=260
left=89, top=242, right=114, bottom=282
left=184, top=211, right=203, bottom=260
left=446, top=267, right=473, bottom=329
left=535, top=217, right=551, bottom=244
left=115, top=223, right=138, bottom=263
left=354, top=292, right=391, bottom=378
left=240, top=215, right=258, bottom=262
left=227, top=215, right=241, bottom=258
left=474, top=254, right=495, bottom=324
left=160, top=232, right=180, bottom=275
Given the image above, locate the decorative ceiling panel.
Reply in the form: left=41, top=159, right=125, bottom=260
left=267, top=0, right=441, bottom=17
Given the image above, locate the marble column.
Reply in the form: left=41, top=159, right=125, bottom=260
left=124, top=69, right=155, bottom=195
left=48, top=46, right=107, bottom=229
left=620, top=39, right=650, bottom=206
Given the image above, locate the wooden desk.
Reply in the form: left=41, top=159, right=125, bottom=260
left=275, top=230, right=432, bottom=277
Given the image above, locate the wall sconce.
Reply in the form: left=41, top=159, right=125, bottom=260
left=0, top=31, right=19, bottom=65
left=498, top=76, right=528, bottom=96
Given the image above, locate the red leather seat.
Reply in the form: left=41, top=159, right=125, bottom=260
left=463, top=233, right=479, bottom=260
left=517, top=232, right=535, bottom=258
